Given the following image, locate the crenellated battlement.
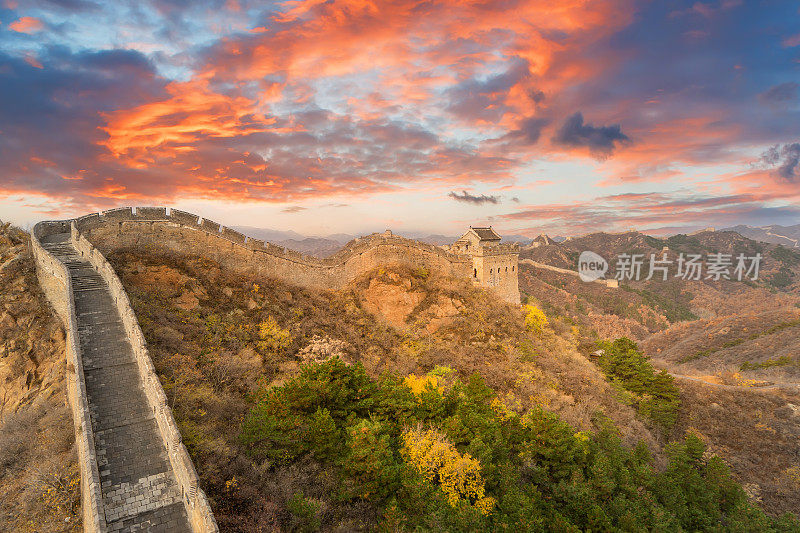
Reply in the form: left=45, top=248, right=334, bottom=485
left=73, top=207, right=472, bottom=267
left=66, top=206, right=519, bottom=304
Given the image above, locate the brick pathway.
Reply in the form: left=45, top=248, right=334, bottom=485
left=42, top=233, right=192, bottom=532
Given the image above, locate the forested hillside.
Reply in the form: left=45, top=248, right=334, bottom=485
left=520, top=230, right=800, bottom=518
left=106, top=244, right=799, bottom=531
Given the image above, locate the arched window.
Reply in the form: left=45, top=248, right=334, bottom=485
left=490, top=268, right=493, bottom=274
left=473, top=268, right=477, bottom=278
left=505, top=266, right=508, bottom=272
left=512, top=266, right=515, bottom=271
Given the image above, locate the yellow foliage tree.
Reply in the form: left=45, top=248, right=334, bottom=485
left=257, top=316, right=292, bottom=355
left=403, top=374, right=440, bottom=396
left=401, top=426, right=496, bottom=515
left=523, top=304, right=548, bottom=335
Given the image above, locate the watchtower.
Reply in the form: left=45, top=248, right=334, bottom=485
left=452, top=227, right=520, bottom=304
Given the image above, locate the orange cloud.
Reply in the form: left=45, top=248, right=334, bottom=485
left=10, top=16, right=43, bottom=33
left=101, top=78, right=296, bottom=163
left=202, top=0, right=634, bottom=123
left=98, top=0, right=637, bottom=203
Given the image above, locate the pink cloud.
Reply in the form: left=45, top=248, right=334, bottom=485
left=10, top=16, right=43, bottom=33
left=783, top=33, right=800, bottom=47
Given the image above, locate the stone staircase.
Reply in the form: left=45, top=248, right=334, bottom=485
left=41, top=233, right=192, bottom=532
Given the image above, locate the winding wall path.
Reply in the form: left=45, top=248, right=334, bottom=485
left=42, top=233, right=192, bottom=532
left=73, top=206, right=520, bottom=304
left=32, top=222, right=217, bottom=533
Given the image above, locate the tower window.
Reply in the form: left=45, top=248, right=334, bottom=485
left=473, top=268, right=477, bottom=278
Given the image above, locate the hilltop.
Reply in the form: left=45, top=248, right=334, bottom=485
left=520, top=229, right=799, bottom=336
left=723, top=224, right=800, bottom=248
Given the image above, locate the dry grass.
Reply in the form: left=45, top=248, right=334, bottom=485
left=0, top=224, right=80, bottom=532
left=672, top=380, right=800, bottom=516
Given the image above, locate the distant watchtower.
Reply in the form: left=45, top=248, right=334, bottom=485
left=451, top=227, right=520, bottom=304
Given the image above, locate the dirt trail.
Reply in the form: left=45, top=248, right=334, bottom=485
left=666, top=371, right=800, bottom=392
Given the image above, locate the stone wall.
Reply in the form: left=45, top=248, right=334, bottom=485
left=73, top=207, right=522, bottom=302
left=520, top=259, right=619, bottom=288
left=70, top=224, right=218, bottom=533
left=31, top=222, right=107, bottom=533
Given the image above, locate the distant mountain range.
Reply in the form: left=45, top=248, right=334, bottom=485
left=722, top=224, right=800, bottom=248
left=233, top=222, right=800, bottom=256
left=232, top=226, right=351, bottom=258
left=233, top=226, right=538, bottom=257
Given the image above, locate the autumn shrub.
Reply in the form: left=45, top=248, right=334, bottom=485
left=401, top=426, right=496, bottom=514
left=256, top=315, right=293, bottom=357
left=287, top=491, right=322, bottom=532
left=404, top=373, right=441, bottom=396
left=523, top=304, right=548, bottom=335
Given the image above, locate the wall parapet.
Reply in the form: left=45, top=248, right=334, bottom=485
left=477, top=242, right=520, bottom=255
left=73, top=207, right=472, bottom=270
left=69, top=206, right=519, bottom=303
left=31, top=223, right=107, bottom=533
left=70, top=223, right=218, bottom=533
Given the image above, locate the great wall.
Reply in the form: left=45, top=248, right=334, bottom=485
left=32, top=219, right=218, bottom=532
left=30, top=206, right=520, bottom=532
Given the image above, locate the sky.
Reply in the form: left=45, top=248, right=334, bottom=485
left=1, top=0, right=799, bottom=237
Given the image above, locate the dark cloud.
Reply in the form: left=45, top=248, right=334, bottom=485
left=448, top=190, right=500, bottom=205
left=445, top=59, right=530, bottom=122
left=552, top=112, right=630, bottom=157
left=517, top=117, right=548, bottom=144
left=528, top=89, right=545, bottom=103
left=761, top=143, right=800, bottom=181
left=281, top=206, right=306, bottom=213
left=0, top=47, right=166, bottom=204
left=758, top=82, right=799, bottom=104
